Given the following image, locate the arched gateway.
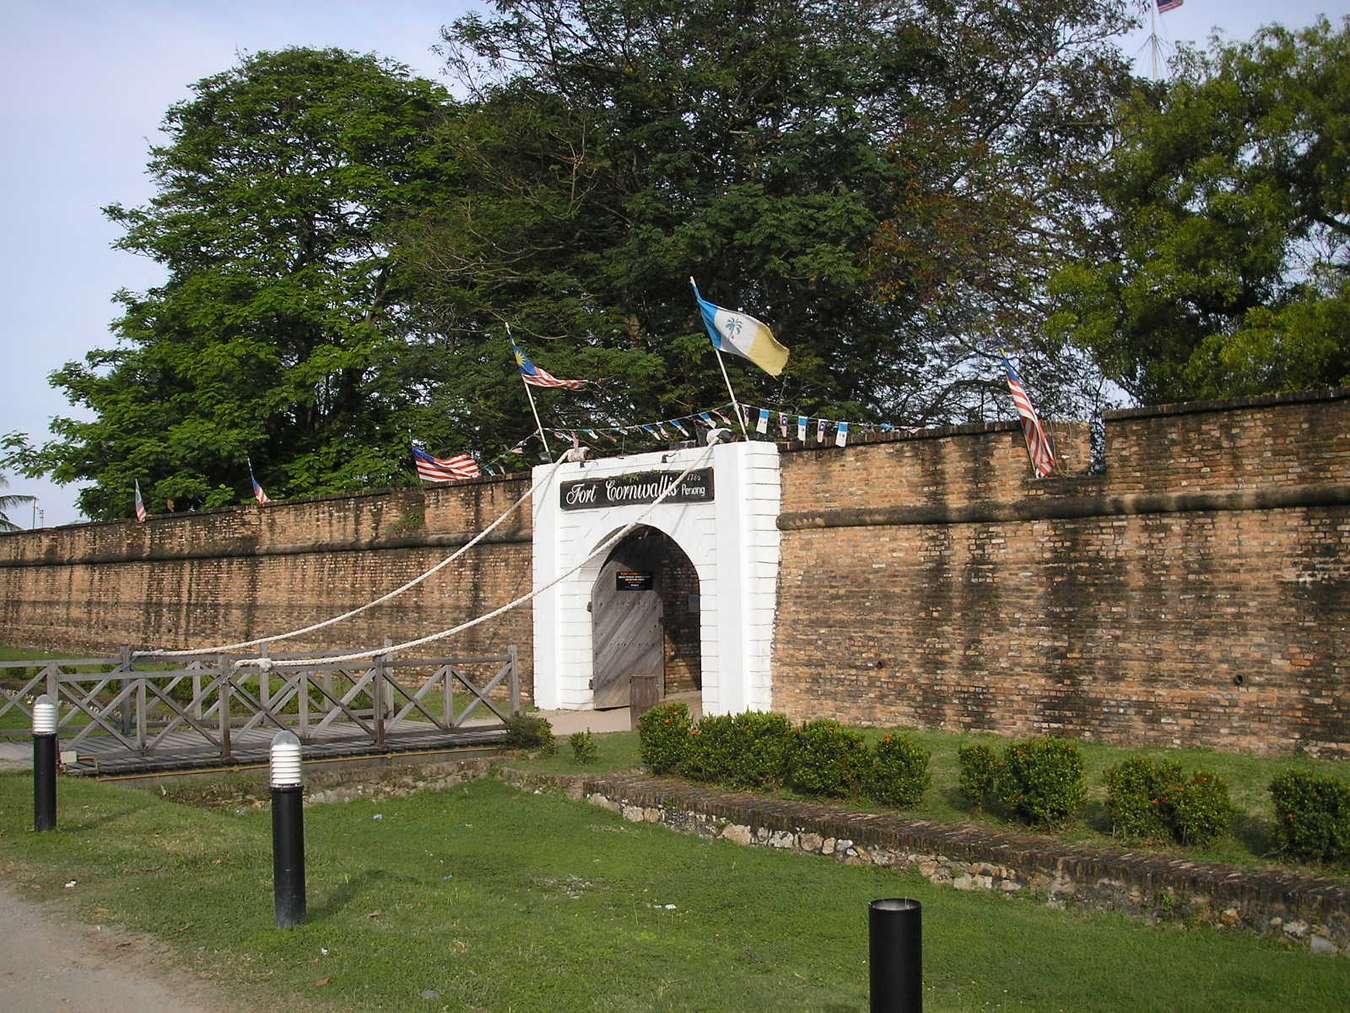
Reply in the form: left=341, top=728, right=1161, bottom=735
left=531, top=442, right=781, bottom=715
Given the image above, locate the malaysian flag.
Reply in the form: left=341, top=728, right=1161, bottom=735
left=511, top=338, right=586, bottom=390
left=1157, top=0, right=1182, bottom=13
left=1002, top=356, right=1056, bottom=477
left=247, top=457, right=270, bottom=505
left=413, top=446, right=481, bottom=483
left=133, top=479, right=147, bottom=523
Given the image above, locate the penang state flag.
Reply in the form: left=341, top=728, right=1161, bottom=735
left=511, top=338, right=586, bottom=390
left=1002, top=356, right=1056, bottom=477
left=413, top=446, right=481, bottom=483
left=133, top=479, right=147, bottom=523
left=691, top=279, right=789, bottom=377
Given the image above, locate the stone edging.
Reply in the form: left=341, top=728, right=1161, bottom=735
left=492, top=767, right=1348, bottom=957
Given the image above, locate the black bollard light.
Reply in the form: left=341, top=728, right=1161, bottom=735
left=869, top=898, right=922, bottom=1013
left=32, top=694, right=58, bottom=832
left=270, top=730, right=306, bottom=928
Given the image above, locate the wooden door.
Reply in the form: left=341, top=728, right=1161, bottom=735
left=591, top=560, right=664, bottom=708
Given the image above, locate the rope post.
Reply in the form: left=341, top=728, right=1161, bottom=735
left=509, top=645, right=520, bottom=717
left=218, top=655, right=232, bottom=764
left=270, top=730, right=306, bottom=929
left=869, top=898, right=923, bottom=1012
left=32, top=694, right=58, bottom=832
left=118, top=645, right=132, bottom=737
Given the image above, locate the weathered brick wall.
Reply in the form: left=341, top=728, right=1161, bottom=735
left=2, top=389, right=1345, bottom=754
left=0, top=477, right=538, bottom=698
left=773, top=389, right=1349, bottom=757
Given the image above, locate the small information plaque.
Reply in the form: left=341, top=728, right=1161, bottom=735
left=616, top=570, right=654, bottom=591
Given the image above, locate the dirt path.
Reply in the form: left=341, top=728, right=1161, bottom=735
left=0, top=884, right=226, bottom=1013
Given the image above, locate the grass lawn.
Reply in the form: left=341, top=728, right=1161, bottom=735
left=512, top=727, right=1350, bottom=881
left=0, top=773, right=1345, bottom=1012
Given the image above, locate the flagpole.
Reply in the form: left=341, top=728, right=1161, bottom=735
left=713, top=345, right=750, bottom=440
left=508, top=323, right=552, bottom=461
left=692, top=277, right=750, bottom=440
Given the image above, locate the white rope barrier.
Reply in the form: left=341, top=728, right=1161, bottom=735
left=138, top=461, right=564, bottom=659
left=238, top=447, right=716, bottom=670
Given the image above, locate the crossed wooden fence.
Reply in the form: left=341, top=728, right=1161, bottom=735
left=0, top=647, right=519, bottom=771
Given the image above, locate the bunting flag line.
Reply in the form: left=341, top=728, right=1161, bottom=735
left=835, top=421, right=849, bottom=448
left=817, top=418, right=827, bottom=443
left=1002, top=356, right=1056, bottom=478
left=756, top=408, right=770, bottom=434
left=779, top=413, right=789, bottom=438
left=413, top=446, right=481, bottom=483
left=134, top=479, right=147, bottom=524
left=797, top=416, right=808, bottom=442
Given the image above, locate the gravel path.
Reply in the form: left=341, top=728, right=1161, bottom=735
left=0, top=883, right=225, bottom=1013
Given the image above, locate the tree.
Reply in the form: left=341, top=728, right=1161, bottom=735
left=0, top=472, right=35, bottom=532
left=1050, top=17, right=1350, bottom=404
left=12, top=48, right=456, bottom=521
left=406, top=0, right=1137, bottom=429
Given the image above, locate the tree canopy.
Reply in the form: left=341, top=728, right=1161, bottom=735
left=12, top=8, right=1348, bottom=522
left=1050, top=16, right=1350, bottom=403
left=11, top=48, right=456, bottom=520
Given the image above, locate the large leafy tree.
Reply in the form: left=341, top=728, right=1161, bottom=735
left=405, top=0, right=1137, bottom=430
left=1050, top=17, right=1350, bottom=403
left=13, top=48, right=456, bottom=520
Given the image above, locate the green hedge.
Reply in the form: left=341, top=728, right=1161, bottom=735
left=957, top=737, right=1086, bottom=828
left=1269, top=770, right=1350, bottom=864
left=865, top=732, right=932, bottom=807
left=637, top=702, right=692, bottom=774
left=637, top=710, right=931, bottom=807
left=504, top=714, right=556, bottom=753
left=1105, top=756, right=1233, bottom=847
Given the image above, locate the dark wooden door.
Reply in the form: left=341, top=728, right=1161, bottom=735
left=592, top=560, right=664, bottom=708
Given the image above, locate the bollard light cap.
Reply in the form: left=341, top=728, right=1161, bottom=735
left=32, top=694, right=58, bottom=735
left=270, top=730, right=303, bottom=788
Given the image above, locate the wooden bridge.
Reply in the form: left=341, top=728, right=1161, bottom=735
left=0, top=648, right=519, bottom=775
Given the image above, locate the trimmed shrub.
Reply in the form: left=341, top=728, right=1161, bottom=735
left=865, top=732, right=932, bottom=807
left=680, top=714, right=739, bottom=783
left=1269, top=770, right=1350, bottom=864
left=1105, top=756, right=1181, bottom=841
left=569, top=730, right=598, bottom=764
left=1106, top=756, right=1234, bottom=847
left=786, top=720, right=869, bottom=798
left=504, top=714, right=556, bottom=753
left=957, top=744, right=1001, bottom=809
left=729, top=711, right=793, bottom=790
left=1169, top=771, right=1235, bottom=847
left=637, top=702, right=692, bottom=774
left=998, top=738, right=1086, bottom=828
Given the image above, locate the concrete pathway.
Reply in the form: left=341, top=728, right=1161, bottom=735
left=535, top=691, right=702, bottom=736
left=0, top=884, right=224, bottom=1012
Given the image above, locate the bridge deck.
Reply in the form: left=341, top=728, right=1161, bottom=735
left=58, top=720, right=506, bottom=775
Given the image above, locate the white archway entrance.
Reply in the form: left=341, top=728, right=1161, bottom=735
left=531, top=442, right=781, bottom=715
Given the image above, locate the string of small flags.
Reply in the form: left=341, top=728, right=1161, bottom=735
left=543, top=402, right=739, bottom=450
left=736, top=403, right=916, bottom=448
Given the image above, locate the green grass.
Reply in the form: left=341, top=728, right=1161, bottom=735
left=508, top=727, right=1350, bottom=880
left=0, top=773, right=1345, bottom=1012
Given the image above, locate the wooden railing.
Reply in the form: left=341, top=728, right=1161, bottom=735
left=0, top=647, right=519, bottom=765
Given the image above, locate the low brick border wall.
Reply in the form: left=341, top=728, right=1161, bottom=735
left=494, top=767, right=1348, bottom=957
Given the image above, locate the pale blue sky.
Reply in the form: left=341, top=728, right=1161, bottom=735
left=1, top=1, right=1343, bottom=527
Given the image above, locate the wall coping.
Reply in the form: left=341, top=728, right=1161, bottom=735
left=1104, top=386, right=1349, bottom=422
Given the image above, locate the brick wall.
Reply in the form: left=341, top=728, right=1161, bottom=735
left=2, top=389, right=1345, bottom=755
left=772, top=389, right=1349, bottom=757
left=0, top=477, right=538, bottom=698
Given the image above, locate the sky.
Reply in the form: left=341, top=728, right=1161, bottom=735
left=0, top=1, right=1343, bottom=529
